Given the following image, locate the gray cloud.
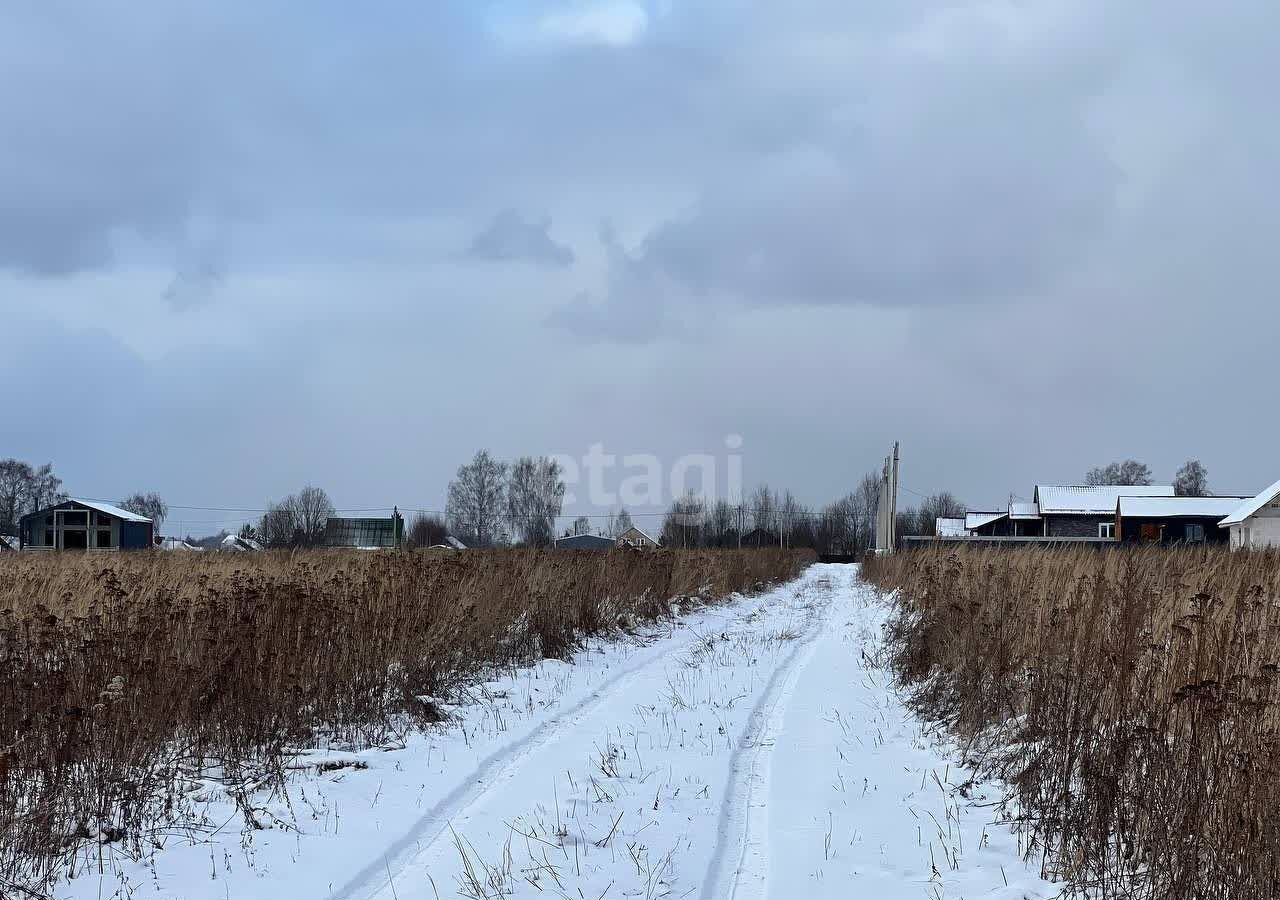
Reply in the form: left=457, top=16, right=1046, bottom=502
left=465, top=210, right=575, bottom=267
left=5, top=1, right=1280, bottom=515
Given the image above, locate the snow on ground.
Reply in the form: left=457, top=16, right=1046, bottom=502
left=52, top=565, right=1055, bottom=899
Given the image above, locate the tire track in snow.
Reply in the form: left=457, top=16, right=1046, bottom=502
left=333, top=589, right=784, bottom=900
left=701, top=567, right=847, bottom=900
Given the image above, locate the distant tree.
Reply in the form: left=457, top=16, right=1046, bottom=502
left=748, top=484, right=777, bottom=533
left=121, top=492, right=169, bottom=532
left=1085, top=460, right=1153, bottom=486
left=661, top=492, right=706, bottom=548
left=285, top=485, right=334, bottom=547
left=446, top=450, right=508, bottom=548
left=0, top=460, right=34, bottom=534
left=238, top=523, right=258, bottom=541
left=917, top=492, right=965, bottom=535
left=28, top=463, right=66, bottom=512
left=570, top=515, right=592, bottom=536
left=407, top=513, right=449, bottom=548
left=258, top=502, right=297, bottom=548
left=0, top=459, right=65, bottom=534
left=855, top=473, right=879, bottom=552
left=1174, top=460, right=1210, bottom=497
left=256, top=485, right=334, bottom=547
left=608, top=507, right=635, bottom=538
left=706, top=499, right=735, bottom=547
left=507, top=456, right=565, bottom=546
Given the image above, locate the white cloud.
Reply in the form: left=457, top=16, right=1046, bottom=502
left=537, top=1, right=649, bottom=47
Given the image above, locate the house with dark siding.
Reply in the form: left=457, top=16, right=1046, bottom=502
left=19, top=499, right=153, bottom=551
left=1115, top=495, right=1246, bottom=544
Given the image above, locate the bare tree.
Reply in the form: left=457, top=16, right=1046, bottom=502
left=0, top=459, right=33, bottom=534
left=707, top=499, right=735, bottom=547
left=446, top=450, right=508, bottom=548
left=748, top=484, right=777, bottom=533
left=507, top=456, right=565, bottom=546
left=257, top=485, right=334, bottom=547
left=121, top=492, right=169, bottom=532
left=607, top=507, right=635, bottom=538
left=1174, top=459, right=1210, bottom=497
left=407, top=513, right=449, bottom=547
left=0, top=460, right=65, bottom=534
left=258, top=502, right=297, bottom=548
left=1085, top=460, right=1153, bottom=486
left=570, top=515, right=592, bottom=536
left=661, top=492, right=706, bottom=548
left=917, top=492, right=966, bottom=535
left=285, top=485, right=335, bottom=547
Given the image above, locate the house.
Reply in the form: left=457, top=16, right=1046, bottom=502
left=221, top=533, right=265, bottom=552
left=18, top=499, right=153, bottom=551
left=1030, top=484, right=1174, bottom=538
left=964, top=511, right=1008, bottom=536
left=740, top=528, right=778, bottom=548
left=554, top=533, right=615, bottom=550
left=1115, top=496, right=1247, bottom=544
left=1219, top=479, right=1280, bottom=549
left=159, top=537, right=204, bottom=551
left=935, top=517, right=968, bottom=537
left=615, top=526, right=660, bottom=549
left=324, top=510, right=405, bottom=550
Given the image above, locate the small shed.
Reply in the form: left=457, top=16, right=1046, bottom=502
left=554, top=533, right=615, bottom=550
left=19, top=499, right=153, bottom=551
left=615, top=526, right=660, bottom=549
left=1116, top=496, right=1246, bottom=545
left=1220, top=479, right=1280, bottom=549
left=740, top=528, right=778, bottom=548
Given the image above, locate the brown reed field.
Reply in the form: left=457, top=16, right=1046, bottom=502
left=864, top=544, right=1280, bottom=900
left=0, top=546, right=811, bottom=893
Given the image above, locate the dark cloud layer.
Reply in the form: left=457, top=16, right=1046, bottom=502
left=4, top=1, right=1280, bottom=516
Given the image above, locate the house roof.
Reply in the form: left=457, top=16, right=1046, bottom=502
left=964, top=511, right=1006, bottom=530
left=935, top=517, right=967, bottom=537
left=1008, top=501, right=1041, bottom=520
left=1118, top=496, right=1248, bottom=519
left=1220, top=478, right=1280, bottom=526
left=72, top=498, right=152, bottom=523
left=0, top=534, right=17, bottom=551
left=1033, top=484, right=1173, bottom=514
left=221, top=533, right=264, bottom=551
left=618, top=525, right=659, bottom=544
left=554, top=533, right=615, bottom=549
left=445, top=536, right=467, bottom=550
left=159, top=537, right=203, bottom=551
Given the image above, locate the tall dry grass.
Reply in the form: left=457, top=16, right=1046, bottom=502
left=864, top=545, right=1280, bottom=899
left=0, top=547, right=810, bottom=893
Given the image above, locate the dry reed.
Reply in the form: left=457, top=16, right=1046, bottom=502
left=0, top=547, right=810, bottom=893
left=864, top=545, right=1280, bottom=899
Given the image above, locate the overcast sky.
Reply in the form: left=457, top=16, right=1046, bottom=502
left=3, top=1, right=1279, bottom=533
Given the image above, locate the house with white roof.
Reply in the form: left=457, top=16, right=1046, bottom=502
left=18, top=498, right=154, bottom=551
left=1219, top=479, right=1280, bottom=549
left=1116, top=495, right=1248, bottom=544
left=966, top=484, right=1175, bottom=540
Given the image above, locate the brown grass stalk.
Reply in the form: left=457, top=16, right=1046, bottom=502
left=0, top=547, right=811, bottom=893
left=864, top=545, right=1280, bottom=899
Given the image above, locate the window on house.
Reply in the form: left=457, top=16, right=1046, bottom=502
left=1184, top=524, right=1206, bottom=543
left=95, top=512, right=113, bottom=526
left=61, top=511, right=87, bottom=527
left=44, top=529, right=53, bottom=546
left=96, top=530, right=113, bottom=548
left=1098, top=522, right=1116, bottom=539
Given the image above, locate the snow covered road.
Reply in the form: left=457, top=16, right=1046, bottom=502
left=58, top=565, right=1055, bottom=899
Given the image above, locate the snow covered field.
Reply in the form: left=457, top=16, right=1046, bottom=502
left=54, top=564, right=1054, bottom=899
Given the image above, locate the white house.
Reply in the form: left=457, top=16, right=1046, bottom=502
left=1220, top=478, right=1280, bottom=549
